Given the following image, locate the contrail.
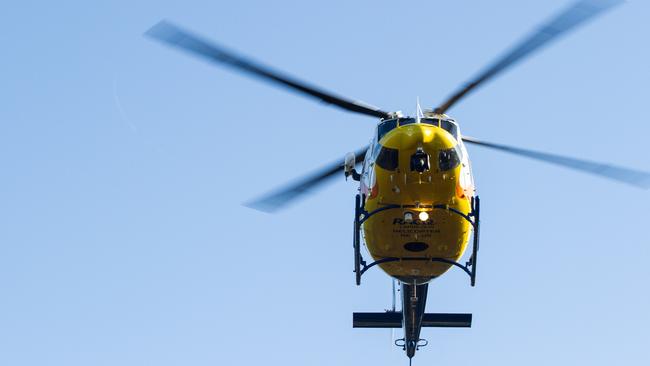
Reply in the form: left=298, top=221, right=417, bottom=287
left=111, top=74, right=168, bottom=157
left=112, top=74, right=139, bottom=133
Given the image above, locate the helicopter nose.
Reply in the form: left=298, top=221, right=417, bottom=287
left=382, top=124, right=457, bottom=165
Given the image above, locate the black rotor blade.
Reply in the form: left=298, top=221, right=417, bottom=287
left=246, top=147, right=368, bottom=213
left=145, top=21, right=390, bottom=119
left=434, top=0, right=623, bottom=114
left=462, top=136, right=650, bottom=189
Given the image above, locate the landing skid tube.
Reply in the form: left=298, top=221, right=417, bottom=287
left=352, top=194, right=480, bottom=286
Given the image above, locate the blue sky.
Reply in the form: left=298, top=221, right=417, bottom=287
left=1, top=1, right=649, bottom=365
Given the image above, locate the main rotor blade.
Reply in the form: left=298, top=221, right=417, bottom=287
left=246, top=147, right=368, bottom=213
left=434, top=0, right=623, bottom=114
left=145, top=21, right=390, bottom=119
left=462, top=136, right=650, bottom=189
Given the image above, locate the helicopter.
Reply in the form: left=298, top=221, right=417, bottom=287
left=145, top=0, right=650, bottom=363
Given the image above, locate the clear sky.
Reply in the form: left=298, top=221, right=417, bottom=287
left=1, top=1, right=649, bottom=365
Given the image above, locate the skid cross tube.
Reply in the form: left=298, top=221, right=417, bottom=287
left=353, top=194, right=480, bottom=286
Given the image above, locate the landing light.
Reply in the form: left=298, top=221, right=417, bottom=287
left=418, top=211, right=429, bottom=222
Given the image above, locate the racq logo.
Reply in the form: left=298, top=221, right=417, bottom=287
left=392, top=218, right=434, bottom=225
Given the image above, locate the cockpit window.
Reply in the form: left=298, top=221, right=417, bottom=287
left=421, top=118, right=440, bottom=127
left=439, top=146, right=461, bottom=171
left=377, top=117, right=459, bottom=140
left=377, top=119, right=398, bottom=141
left=376, top=145, right=399, bottom=171
left=440, top=120, right=459, bottom=139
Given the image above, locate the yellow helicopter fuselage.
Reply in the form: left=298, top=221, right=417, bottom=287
left=360, top=117, right=475, bottom=283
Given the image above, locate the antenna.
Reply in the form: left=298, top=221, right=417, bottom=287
left=416, top=97, right=424, bottom=122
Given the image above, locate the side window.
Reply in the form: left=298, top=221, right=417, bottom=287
left=376, top=145, right=399, bottom=171
left=439, top=146, right=461, bottom=171
left=377, top=119, right=398, bottom=141
left=362, top=141, right=374, bottom=175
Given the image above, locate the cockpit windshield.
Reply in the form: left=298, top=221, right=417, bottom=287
left=377, top=117, right=459, bottom=141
